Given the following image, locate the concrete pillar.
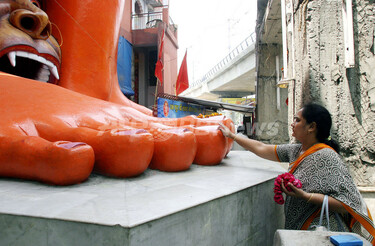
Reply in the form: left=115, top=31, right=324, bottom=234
left=256, top=43, right=289, bottom=144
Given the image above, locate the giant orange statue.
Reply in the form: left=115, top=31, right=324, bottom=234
left=0, top=0, right=234, bottom=185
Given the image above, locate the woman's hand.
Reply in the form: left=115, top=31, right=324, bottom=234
left=282, top=181, right=348, bottom=213
left=219, top=123, right=280, bottom=161
left=218, top=123, right=235, bottom=139
left=281, top=180, right=309, bottom=200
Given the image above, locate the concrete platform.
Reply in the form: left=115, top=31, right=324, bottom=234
left=0, top=151, right=286, bottom=246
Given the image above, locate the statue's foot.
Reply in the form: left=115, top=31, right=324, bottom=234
left=159, top=115, right=235, bottom=160
left=188, top=125, right=228, bottom=166
left=0, top=136, right=94, bottom=185
left=148, top=127, right=197, bottom=172
left=36, top=124, right=154, bottom=178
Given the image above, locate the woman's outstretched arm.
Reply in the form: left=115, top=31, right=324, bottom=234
left=219, top=123, right=279, bottom=162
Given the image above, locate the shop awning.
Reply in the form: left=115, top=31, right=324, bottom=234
left=158, top=93, right=255, bottom=114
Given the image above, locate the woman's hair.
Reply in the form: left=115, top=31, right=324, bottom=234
left=301, top=103, right=340, bottom=152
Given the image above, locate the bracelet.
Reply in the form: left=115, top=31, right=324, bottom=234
left=307, top=193, right=314, bottom=203
left=232, top=134, right=237, bottom=141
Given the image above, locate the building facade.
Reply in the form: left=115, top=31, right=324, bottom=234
left=256, top=0, right=375, bottom=187
left=119, top=0, right=178, bottom=110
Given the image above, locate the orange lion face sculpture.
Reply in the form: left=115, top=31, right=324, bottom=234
left=0, top=0, right=61, bottom=83
left=0, top=0, right=234, bottom=185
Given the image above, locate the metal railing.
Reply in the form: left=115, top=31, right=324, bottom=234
left=132, top=12, right=163, bottom=30
left=169, top=16, right=177, bottom=33
left=191, top=31, right=256, bottom=88
left=132, top=12, right=177, bottom=34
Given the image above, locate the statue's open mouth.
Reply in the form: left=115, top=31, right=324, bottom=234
left=0, top=49, right=60, bottom=83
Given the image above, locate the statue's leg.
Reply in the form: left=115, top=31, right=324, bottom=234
left=0, top=135, right=94, bottom=185
left=44, top=0, right=154, bottom=115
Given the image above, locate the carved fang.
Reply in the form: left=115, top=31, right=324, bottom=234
left=7, top=51, right=16, bottom=67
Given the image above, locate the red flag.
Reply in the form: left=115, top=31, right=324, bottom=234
left=155, top=30, right=164, bottom=84
left=176, top=51, right=189, bottom=95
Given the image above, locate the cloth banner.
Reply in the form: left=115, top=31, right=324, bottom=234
left=117, top=36, right=134, bottom=96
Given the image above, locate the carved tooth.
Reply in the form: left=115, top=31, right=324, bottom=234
left=13, top=51, right=60, bottom=81
left=36, top=66, right=50, bottom=82
left=7, top=52, right=16, bottom=67
left=50, top=65, right=60, bottom=80
left=37, top=76, right=49, bottom=83
left=39, top=69, right=50, bottom=77
left=16, top=51, right=30, bottom=58
left=42, top=59, right=59, bottom=80
left=39, top=65, right=50, bottom=75
left=29, top=53, right=39, bottom=61
left=43, top=60, right=54, bottom=68
left=35, top=55, right=48, bottom=65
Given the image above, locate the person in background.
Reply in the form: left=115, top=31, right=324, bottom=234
left=219, top=103, right=375, bottom=243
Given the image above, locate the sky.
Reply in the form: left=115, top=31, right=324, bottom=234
left=169, top=0, right=257, bottom=83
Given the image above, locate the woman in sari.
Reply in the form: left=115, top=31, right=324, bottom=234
left=219, top=103, right=375, bottom=244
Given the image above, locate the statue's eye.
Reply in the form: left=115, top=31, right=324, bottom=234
left=30, top=0, right=41, bottom=8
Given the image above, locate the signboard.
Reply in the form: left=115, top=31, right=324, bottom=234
left=157, top=97, right=204, bottom=118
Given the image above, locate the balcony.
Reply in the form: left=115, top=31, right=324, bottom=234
left=132, top=12, right=176, bottom=33
left=131, top=9, right=177, bottom=47
left=132, top=12, right=163, bottom=30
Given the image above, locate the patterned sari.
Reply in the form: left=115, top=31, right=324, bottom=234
left=275, top=143, right=375, bottom=244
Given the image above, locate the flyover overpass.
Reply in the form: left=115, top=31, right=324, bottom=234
left=180, top=32, right=256, bottom=101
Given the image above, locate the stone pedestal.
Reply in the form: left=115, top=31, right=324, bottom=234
left=0, top=151, right=286, bottom=246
